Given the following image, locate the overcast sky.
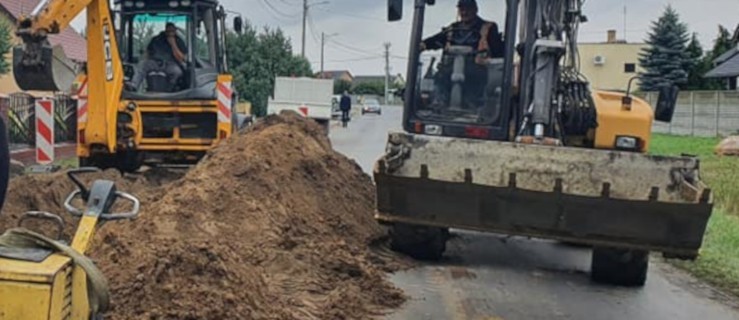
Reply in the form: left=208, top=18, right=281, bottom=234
left=72, top=0, right=738, bottom=76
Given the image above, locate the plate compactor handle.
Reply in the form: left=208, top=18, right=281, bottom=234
left=18, top=211, right=65, bottom=240
left=63, top=168, right=141, bottom=221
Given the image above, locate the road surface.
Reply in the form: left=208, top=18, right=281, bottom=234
left=329, top=105, right=739, bottom=320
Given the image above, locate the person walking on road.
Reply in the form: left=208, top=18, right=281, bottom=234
left=340, top=91, right=352, bottom=128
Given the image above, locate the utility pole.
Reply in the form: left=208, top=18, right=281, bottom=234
left=320, top=32, right=337, bottom=77
left=321, top=32, right=325, bottom=75
left=302, top=0, right=308, bottom=58
left=384, top=42, right=391, bottom=104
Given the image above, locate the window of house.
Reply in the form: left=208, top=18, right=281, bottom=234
left=624, top=63, right=636, bottom=73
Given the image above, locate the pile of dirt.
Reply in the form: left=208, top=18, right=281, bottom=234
left=1, top=111, right=407, bottom=319
left=716, top=136, right=739, bottom=156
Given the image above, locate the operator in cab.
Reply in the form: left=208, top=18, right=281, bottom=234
left=128, top=22, right=188, bottom=92
left=420, top=0, right=504, bottom=62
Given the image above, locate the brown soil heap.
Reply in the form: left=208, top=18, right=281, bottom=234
left=1, top=112, right=406, bottom=319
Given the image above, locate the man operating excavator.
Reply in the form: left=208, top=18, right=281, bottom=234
left=420, top=0, right=504, bottom=60
left=419, top=0, right=505, bottom=108
left=127, top=22, right=187, bottom=92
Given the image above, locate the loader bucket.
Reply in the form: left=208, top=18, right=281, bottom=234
left=374, top=132, right=713, bottom=259
left=13, top=42, right=77, bottom=92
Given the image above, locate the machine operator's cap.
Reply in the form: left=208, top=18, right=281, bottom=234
left=457, top=0, right=478, bottom=8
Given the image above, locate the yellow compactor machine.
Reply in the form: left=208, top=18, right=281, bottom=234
left=0, top=168, right=140, bottom=320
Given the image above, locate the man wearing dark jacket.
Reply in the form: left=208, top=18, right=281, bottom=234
left=339, top=91, right=352, bottom=127
left=420, top=0, right=504, bottom=107
left=420, top=0, right=504, bottom=61
left=129, top=23, right=188, bottom=92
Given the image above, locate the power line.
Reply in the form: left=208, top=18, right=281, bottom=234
left=308, top=55, right=383, bottom=67
left=262, top=0, right=299, bottom=18
left=256, top=0, right=297, bottom=23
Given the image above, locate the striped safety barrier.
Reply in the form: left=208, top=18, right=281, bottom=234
left=35, top=99, right=55, bottom=165
left=217, top=82, right=233, bottom=123
left=77, top=79, right=89, bottom=123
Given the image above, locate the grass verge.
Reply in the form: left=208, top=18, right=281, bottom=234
left=650, top=134, right=739, bottom=295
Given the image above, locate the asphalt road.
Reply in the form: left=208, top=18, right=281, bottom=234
left=329, top=105, right=739, bottom=320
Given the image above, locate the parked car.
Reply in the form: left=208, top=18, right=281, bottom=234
left=362, top=99, right=382, bottom=115
left=331, top=95, right=342, bottom=119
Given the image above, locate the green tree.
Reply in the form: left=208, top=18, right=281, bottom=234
left=708, top=25, right=734, bottom=61
left=226, top=21, right=313, bottom=117
left=334, top=80, right=352, bottom=94
left=685, top=33, right=714, bottom=90
left=639, top=6, right=691, bottom=91
left=353, top=81, right=385, bottom=96
left=0, top=20, right=12, bottom=75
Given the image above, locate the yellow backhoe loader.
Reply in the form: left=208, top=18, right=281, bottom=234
left=376, top=0, right=713, bottom=286
left=14, top=0, right=243, bottom=172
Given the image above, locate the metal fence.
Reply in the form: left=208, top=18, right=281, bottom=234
left=642, top=91, right=739, bottom=137
left=1, top=93, right=78, bottom=146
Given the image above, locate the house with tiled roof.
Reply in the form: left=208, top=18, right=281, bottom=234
left=0, top=0, right=87, bottom=94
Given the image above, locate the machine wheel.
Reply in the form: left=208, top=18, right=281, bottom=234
left=390, top=223, right=448, bottom=261
left=116, top=151, right=142, bottom=173
left=591, top=247, right=649, bottom=287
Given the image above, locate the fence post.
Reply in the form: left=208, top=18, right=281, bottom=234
left=690, top=92, right=695, bottom=136
left=716, top=91, right=721, bottom=137
left=667, top=92, right=673, bottom=134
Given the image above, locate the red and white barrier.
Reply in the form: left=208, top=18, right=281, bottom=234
left=35, top=99, right=55, bottom=165
left=217, top=82, right=233, bottom=123
left=77, top=79, right=89, bottom=123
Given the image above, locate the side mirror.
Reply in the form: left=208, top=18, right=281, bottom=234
left=655, top=85, right=679, bottom=123
left=388, top=0, right=402, bottom=22
left=234, top=16, right=244, bottom=34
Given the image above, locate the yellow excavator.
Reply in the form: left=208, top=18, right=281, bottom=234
left=376, top=0, right=713, bottom=286
left=14, top=0, right=244, bottom=172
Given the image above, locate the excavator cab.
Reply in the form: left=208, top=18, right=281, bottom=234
left=377, top=0, right=712, bottom=286
left=117, top=1, right=227, bottom=98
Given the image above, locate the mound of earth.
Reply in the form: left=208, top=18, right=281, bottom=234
left=716, top=136, right=739, bottom=156
left=1, top=111, right=406, bottom=319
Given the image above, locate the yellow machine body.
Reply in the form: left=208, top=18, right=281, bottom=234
left=0, top=215, right=101, bottom=320
left=592, top=91, right=654, bottom=152
left=77, top=75, right=235, bottom=162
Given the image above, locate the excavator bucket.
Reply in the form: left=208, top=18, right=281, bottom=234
left=13, top=41, right=77, bottom=92
left=374, top=132, right=713, bottom=259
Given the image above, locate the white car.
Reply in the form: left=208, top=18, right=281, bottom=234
left=361, top=99, right=382, bottom=115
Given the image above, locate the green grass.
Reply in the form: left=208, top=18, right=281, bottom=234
left=54, top=157, right=79, bottom=169
left=650, top=134, right=739, bottom=295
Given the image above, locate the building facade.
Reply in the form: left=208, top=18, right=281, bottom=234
left=577, top=30, right=647, bottom=92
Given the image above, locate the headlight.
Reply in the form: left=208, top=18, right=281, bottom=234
left=615, top=136, right=640, bottom=151
left=424, top=124, right=442, bottom=135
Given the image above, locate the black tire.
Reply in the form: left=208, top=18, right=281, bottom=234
left=116, top=151, right=142, bottom=173
left=0, top=117, right=9, bottom=212
left=591, top=247, right=649, bottom=287
left=390, top=223, right=448, bottom=261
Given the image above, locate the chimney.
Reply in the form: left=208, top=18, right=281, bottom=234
left=607, top=30, right=617, bottom=43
